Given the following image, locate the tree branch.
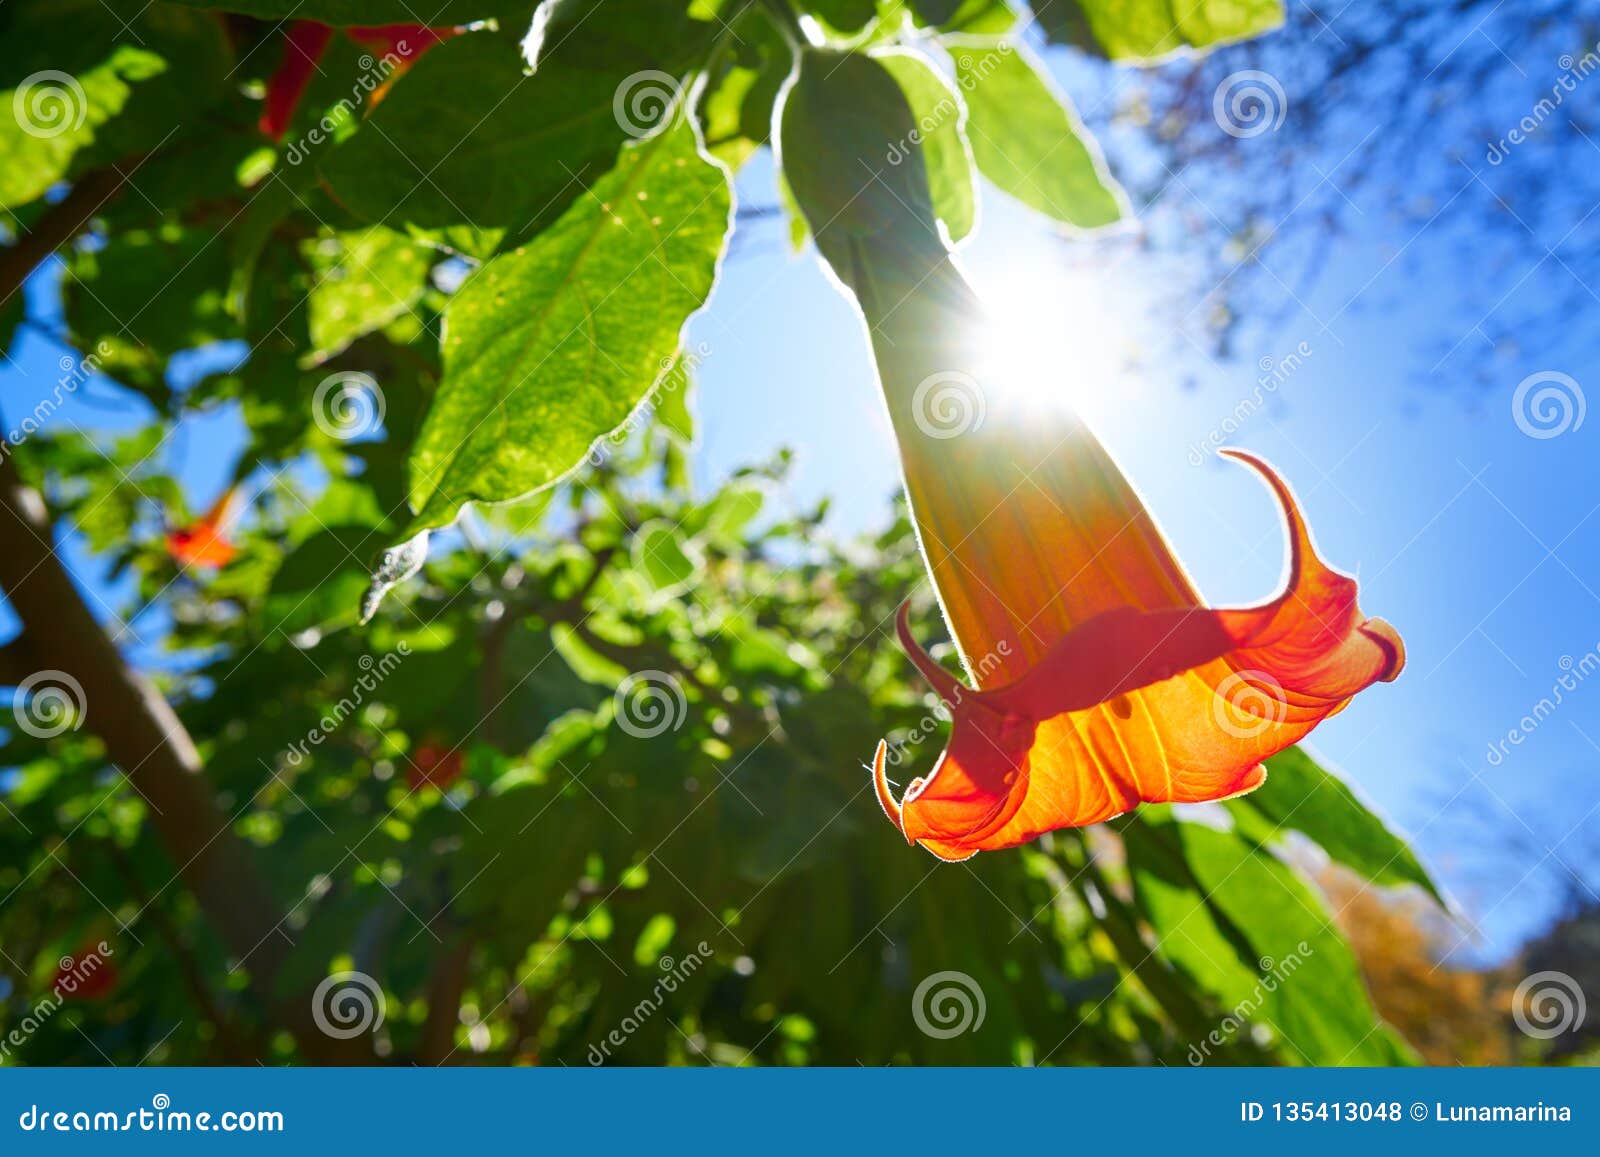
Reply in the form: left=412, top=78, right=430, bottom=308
left=0, top=447, right=372, bottom=1064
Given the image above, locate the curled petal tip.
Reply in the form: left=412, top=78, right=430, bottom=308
left=869, top=739, right=907, bottom=838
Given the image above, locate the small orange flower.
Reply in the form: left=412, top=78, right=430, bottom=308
left=872, top=407, right=1403, bottom=862
left=408, top=741, right=464, bottom=792
left=165, top=486, right=242, bottom=569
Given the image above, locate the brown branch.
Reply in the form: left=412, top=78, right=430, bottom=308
left=417, top=934, right=475, bottom=1065
left=0, top=448, right=372, bottom=1064
left=0, top=163, right=132, bottom=308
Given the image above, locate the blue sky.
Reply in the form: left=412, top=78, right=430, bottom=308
left=5, top=21, right=1597, bottom=964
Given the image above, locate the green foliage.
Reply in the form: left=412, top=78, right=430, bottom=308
left=0, top=0, right=1429, bottom=1069
left=1029, top=0, right=1286, bottom=61
left=954, top=43, right=1125, bottom=229
left=408, top=117, right=731, bottom=530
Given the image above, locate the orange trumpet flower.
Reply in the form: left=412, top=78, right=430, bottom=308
left=870, top=385, right=1403, bottom=862
left=165, top=486, right=243, bottom=569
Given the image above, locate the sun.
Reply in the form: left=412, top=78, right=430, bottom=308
left=967, top=254, right=1142, bottom=429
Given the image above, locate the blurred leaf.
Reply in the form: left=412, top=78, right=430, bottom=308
left=302, top=227, right=434, bottom=363
left=1030, top=0, right=1284, bottom=61
left=955, top=42, right=1124, bottom=229
left=1125, top=812, right=1416, bottom=1066
left=1228, top=746, right=1444, bottom=904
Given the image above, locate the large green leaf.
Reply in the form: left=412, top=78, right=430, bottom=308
left=1124, top=813, right=1415, bottom=1066
left=319, top=31, right=616, bottom=238
left=406, top=116, right=731, bottom=529
left=1228, top=746, right=1444, bottom=904
left=955, top=42, right=1124, bottom=230
left=1031, top=0, right=1284, bottom=61
left=321, top=5, right=712, bottom=239
left=877, top=51, right=976, bottom=244
left=167, top=0, right=511, bottom=20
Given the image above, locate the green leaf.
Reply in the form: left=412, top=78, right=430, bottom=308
left=954, top=41, right=1124, bottom=230
left=1228, top=746, right=1444, bottom=904
left=321, top=32, right=607, bottom=237
left=1031, top=0, right=1284, bottom=61
left=631, top=519, right=700, bottom=596
left=877, top=51, right=976, bottom=244
left=302, top=227, right=434, bottom=363
left=265, top=525, right=397, bottom=635
left=407, top=116, right=731, bottom=530
left=0, top=2, right=230, bottom=210
left=1125, top=813, right=1416, bottom=1066
left=167, top=0, right=508, bottom=20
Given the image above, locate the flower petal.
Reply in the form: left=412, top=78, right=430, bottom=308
left=881, top=451, right=1403, bottom=858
